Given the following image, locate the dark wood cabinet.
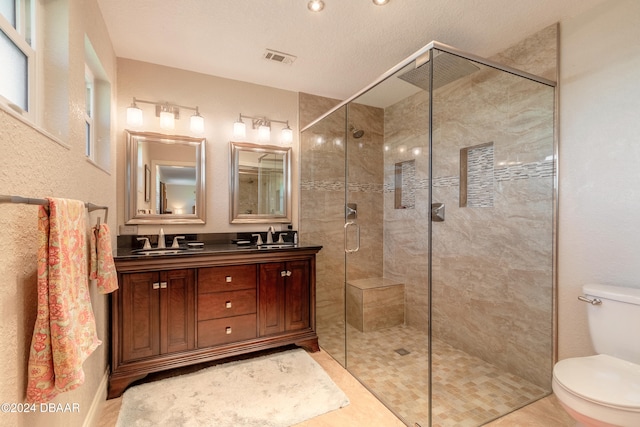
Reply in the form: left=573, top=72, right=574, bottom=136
left=109, top=248, right=320, bottom=399
left=197, top=265, right=258, bottom=348
left=259, top=260, right=310, bottom=336
left=120, top=269, right=195, bottom=362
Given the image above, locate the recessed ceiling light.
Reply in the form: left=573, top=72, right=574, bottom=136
left=373, top=0, right=390, bottom=5
left=308, top=0, right=325, bottom=12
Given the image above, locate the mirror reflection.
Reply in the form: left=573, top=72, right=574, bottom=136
left=230, top=142, right=291, bottom=223
left=125, top=131, right=206, bottom=224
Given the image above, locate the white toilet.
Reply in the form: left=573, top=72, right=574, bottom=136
left=552, top=284, right=640, bottom=427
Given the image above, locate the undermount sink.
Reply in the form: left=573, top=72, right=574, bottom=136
left=131, top=247, right=188, bottom=255
left=258, top=243, right=295, bottom=249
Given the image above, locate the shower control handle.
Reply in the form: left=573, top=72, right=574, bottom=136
left=431, top=203, right=445, bottom=222
left=344, top=221, right=360, bottom=254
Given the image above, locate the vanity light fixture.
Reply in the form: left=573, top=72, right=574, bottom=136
left=233, top=113, right=293, bottom=144
left=372, top=0, right=390, bottom=4
left=126, top=97, right=205, bottom=134
left=308, top=0, right=324, bottom=12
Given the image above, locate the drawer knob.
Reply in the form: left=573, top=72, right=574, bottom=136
left=225, top=301, right=232, bottom=309
left=226, top=276, right=232, bottom=283
left=225, top=326, right=232, bottom=334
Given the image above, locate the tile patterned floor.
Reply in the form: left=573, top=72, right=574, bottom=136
left=320, top=322, right=548, bottom=426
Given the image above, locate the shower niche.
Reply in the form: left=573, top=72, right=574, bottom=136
left=301, top=40, right=556, bottom=426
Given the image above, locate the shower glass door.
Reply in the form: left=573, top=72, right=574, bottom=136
left=429, top=48, right=555, bottom=426
left=344, top=60, right=432, bottom=426
left=300, top=105, right=348, bottom=366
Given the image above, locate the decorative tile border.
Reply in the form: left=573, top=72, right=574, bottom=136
left=301, top=159, right=554, bottom=193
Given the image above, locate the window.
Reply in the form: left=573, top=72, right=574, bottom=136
left=85, top=35, right=112, bottom=170
left=0, top=0, right=35, bottom=116
left=85, top=64, right=95, bottom=158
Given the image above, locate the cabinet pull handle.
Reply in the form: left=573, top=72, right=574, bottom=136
left=226, top=276, right=232, bottom=283
left=286, top=271, right=292, bottom=277
left=280, top=271, right=287, bottom=277
left=152, top=282, right=160, bottom=290
left=225, top=327, right=232, bottom=334
left=160, top=281, right=168, bottom=289
left=225, top=301, right=232, bottom=309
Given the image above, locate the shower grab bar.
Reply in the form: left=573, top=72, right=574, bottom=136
left=344, top=221, right=360, bottom=254
left=0, top=194, right=109, bottom=222
left=578, top=295, right=602, bottom=305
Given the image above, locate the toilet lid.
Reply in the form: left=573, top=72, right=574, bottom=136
left=554, top=354, right=640, bottom=409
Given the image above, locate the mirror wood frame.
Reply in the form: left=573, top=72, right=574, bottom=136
left=125, top=130, right=206, bottom=224
left=229, top=141, right=291, bottom=224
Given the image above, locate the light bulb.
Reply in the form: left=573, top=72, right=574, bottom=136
left=258, top=123, right=271, bottom=142
left=233, top=119, right=246, bottom=139
left=190, top=112, right=204, bottom=134
left=281, top=124, right=293, bottom=144
left=126, top=104, right=143, bottom=127
left=159, top=107, right=175, bottom=130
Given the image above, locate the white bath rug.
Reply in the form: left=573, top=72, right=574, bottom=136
left=116, top=348, right=350, bottom=426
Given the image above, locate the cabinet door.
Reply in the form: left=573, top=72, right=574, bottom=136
left=259, top=262, right=286, bottom=336
left=259, top=260, right=311, bottom=336
left=284, top=260, right=310, bottom=331
left=160, top=269, right=195, bottom=354
left=121, top=272, right=160, bottom=362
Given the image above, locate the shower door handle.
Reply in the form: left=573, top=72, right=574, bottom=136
left=344, top=221, right=360, bottom=254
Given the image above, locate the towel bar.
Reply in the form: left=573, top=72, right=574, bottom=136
left=0, top=194, right=109, bottom=222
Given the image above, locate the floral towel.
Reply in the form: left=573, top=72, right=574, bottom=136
left=90, top=223, right=119, bottom=294
left=26, top=198, right=101, bottom=403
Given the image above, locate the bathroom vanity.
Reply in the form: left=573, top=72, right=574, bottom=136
left=108, top=244, right=321, bottom=398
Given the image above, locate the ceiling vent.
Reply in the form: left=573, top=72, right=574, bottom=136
left=263, top=49, right=297, bottom=65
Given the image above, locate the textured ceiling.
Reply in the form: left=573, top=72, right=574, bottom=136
left=97, top=0, right=606, bottom=101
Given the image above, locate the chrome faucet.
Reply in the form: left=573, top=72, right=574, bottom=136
left=266, top=226, right=276, bottom=244
left=157, top=228, right=166, bottom=249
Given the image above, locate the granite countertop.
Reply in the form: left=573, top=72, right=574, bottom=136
left=113, top=243, right=323, bottom=260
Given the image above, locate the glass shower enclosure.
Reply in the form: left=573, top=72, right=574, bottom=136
left=300, top=42, right=556, bottom=426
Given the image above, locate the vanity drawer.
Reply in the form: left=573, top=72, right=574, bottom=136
left=197, top=314, right=257, bottom=348
left=198, top=289, right=256, bottom=320
left=198, top=265, right=256, bottom=293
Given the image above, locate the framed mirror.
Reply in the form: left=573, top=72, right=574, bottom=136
left=230, top=141, right=291, bottom=224
left=125, top=130, right=206, bottom=224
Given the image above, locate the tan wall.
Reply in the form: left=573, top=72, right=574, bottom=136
left=116, top=59, right=299, bottom=236
left=0, top=1, right=117, bottom=426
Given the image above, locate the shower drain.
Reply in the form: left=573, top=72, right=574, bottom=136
left=394, top=348, right=411, bottom=356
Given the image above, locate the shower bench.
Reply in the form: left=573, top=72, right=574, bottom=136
left=346, top=277, right=405, bottom=332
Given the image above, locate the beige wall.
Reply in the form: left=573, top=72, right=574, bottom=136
left=116, top=59, right=300, bottom=236
left=0, top=1, right=117, bottom=426
left=557, top=0, right=640, bottom=359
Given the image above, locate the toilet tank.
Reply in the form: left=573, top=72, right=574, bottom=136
left=583, top=283, right=640, bottom=364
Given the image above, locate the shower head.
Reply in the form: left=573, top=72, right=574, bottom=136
left=398, top=51, right=480, bottom=91
left=350, top=126, right=365, bottom=139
